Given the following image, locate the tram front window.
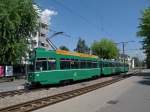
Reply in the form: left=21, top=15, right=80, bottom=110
left=36, top=61, right=47, bottom=71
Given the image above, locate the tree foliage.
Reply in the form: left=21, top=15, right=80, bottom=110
left=59, top=45, right=69, bottom=51
left=137, top=7, right=150, bottom=68
left=74, top=38, right=90, bottom=54
left=91, top=38, right=119, bottom=59
left=0, top=0, right=38, bottom=65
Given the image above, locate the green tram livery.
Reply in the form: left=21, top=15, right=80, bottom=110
left=28, top=48, right=129, bottom=86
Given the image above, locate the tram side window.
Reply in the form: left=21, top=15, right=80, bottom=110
left=60, top=59, right=70, bottom=69
left=48, top=58, right=56, bottom=70
left=112, top=63, right=115, bottom=67
left=99, top=62, right=102, bottom=68
left=36, top=61, right=47, bottom=71
left=92, top=62, right=97, bottom=68
left=102, top=62, right=105, bottom=67
left=107, top=63, right=109, bottom=67
left=119, top=63, right=121, bottom=67
left=110, top=62, right=113, bottom=67
left=110, top=63, right=112, bottom=67
left=71, top=60, right=79, bottom=69
left=104, top=62, right=109, bottom=67
left=108, top=63, right=110, bottom=67
left=80, top=61, right=86, bottom=68
left=116, top=63, right=119, bottom=67
left=103, top=62, right=107, bottom=67
left=126, top=64, right=129, bottom=67
left=108, top=63, right=111, bottom=67
left=87, top=61, right=92, bottom=68
left=119, top=63, right=122, bottom=67
left=111, top=63, right=114, bottom=67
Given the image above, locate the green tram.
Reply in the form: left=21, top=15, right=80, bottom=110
left=27, top=48, right=129, bottom=86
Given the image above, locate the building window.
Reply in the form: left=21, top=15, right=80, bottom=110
left=41, top=23, right=48, bottom=29
left=40, top=42, right=45, bottom=47
left=40, top=33, right=46, bottom=37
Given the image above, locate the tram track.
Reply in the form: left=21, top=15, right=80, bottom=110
left=0, top=73, right=136, bottom=112
left=0, top=89, right=28, bottom=98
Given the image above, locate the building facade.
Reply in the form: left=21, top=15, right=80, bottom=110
left=30, top=22, right=51, bottom=51
left=22, top=9, right=52, bottom=64
left=118, top=54, right=135, bottom=69
left=29, top=6, right=55, bottom=51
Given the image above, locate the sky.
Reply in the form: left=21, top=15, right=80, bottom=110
left=35, top=0, right=150, bottom=60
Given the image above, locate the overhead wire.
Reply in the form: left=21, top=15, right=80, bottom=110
left=52, top=0, right=104, bottom=33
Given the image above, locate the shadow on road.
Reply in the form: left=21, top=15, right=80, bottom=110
left=137, top=72, right=150, bottom=86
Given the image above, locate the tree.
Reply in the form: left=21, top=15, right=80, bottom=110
left=74, top=38, right=90, bottom=54
left=91, top=38, right=119, bottom=59
left=0, top=0, right=38, bottom=65
left=137, top=7, right=150, bottom=68
left=59, top=45, right=69, bottom=51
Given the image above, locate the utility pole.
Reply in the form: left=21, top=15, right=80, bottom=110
left=115, top=41, right=135, bottom=72
left=122, top=42, right=125, bottom=71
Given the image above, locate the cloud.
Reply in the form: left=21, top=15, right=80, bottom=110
left=41, top=9, right=57, bottom=25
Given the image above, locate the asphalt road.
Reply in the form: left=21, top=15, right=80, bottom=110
left=34, top=71, right=150, bottom=112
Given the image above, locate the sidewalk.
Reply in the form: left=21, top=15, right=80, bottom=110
left=0, top=79, right=25, bottom=92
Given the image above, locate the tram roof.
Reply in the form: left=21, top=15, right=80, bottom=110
left=56, top=49, right=98, bottom=59
left=33, top=48, right=98, bottom=59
